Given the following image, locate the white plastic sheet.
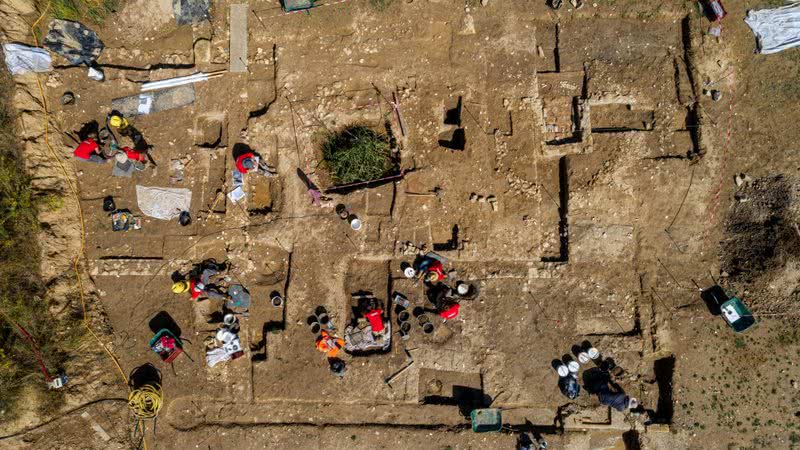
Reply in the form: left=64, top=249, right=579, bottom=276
left=745, top=3, right=800, bottom=54
left=135, top=185, right=192, bottom=220
left=2, top=43, right=52, bottom=75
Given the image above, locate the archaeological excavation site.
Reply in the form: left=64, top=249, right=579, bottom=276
left=2, top=0, right=800, bottom=449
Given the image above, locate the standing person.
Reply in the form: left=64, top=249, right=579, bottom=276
left=233, top=143, right=277, bottom=176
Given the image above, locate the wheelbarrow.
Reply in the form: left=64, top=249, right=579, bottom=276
left=149, top=329, right=184, bottom=363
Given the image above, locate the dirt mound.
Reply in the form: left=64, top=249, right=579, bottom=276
left=720, top=176, right=800, bottom=307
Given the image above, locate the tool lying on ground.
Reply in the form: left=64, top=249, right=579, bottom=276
left=0, top=311, right=68, bottom=389
left=296, top=168, right=331, bottom=206
left=405, top=186, right=444, bottom=199
left=140, top=70, right=226, bottom=92
left=384, top=348, right=415, bottom=387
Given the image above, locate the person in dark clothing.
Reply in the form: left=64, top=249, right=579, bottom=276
left=583, top=366, right=637, bottom=412
left=426, top=282, right=461, bottom=320
left=558, top=374, right=580, bottom=399
left=328, top=358, right=347, bottom=378
left=173, top=260, right=230, bottom=300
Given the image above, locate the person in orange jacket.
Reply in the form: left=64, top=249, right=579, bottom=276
left=316, top=329, right=344, bottom=358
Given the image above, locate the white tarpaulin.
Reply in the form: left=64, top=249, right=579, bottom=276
left=2, top=43, right=52, bottom=75
left=745, top=3, right=800, bottom=54
left=135, top=185, right=191, bottom=220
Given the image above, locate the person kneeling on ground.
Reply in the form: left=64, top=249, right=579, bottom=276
left=73, top=121, right=107, bottom=163
left=583, top=365, right=639, bottom=412
left=233, top=143, right=277, bottom=176
left=316, top=329, right=344, bottom=358
left=427, top=282, right=461, bottom=320
left=172, top=260, right=230, bottom=300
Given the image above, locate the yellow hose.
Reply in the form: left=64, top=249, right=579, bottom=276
left=128, top=384, right=163, bottom=420
left=28, top=4, right=152, bottom=449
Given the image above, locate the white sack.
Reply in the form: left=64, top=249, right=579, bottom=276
left=3, top=43, right=52, bottom=75
left=135, top=185, right=192, bottom=220
left=745, top=4, right=800, bottom=54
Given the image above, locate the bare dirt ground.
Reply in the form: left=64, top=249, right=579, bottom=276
left=5, top=0, right=800, bottom=449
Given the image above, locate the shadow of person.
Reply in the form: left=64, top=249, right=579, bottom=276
left=148, top=311, right=182, bottom=337
left=582, top=367, right=611, bottom=395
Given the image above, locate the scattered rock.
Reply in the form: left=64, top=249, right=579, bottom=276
left=459, top=14, right=476, bottom=35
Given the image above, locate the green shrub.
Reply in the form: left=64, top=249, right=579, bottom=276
left=321, top=125, right=395, bottom=185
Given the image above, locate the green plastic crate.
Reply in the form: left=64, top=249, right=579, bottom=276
left=283, top=0, right=314, bottom=12
left=720, top=297, right=756, bottom=333
left=470, top=408, right=502, bottom=433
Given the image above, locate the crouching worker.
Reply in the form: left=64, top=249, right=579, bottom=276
left=73, top=121, right=107, bottom=163
left=316, top=329, right=344, bottom=358
left=172, top=260, right=230, bottom=300
left=233, top=143, right=277, bottom=177
left=427, top=283, right=461, bottom=320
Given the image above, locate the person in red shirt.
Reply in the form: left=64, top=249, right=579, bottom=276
left=427, top=283, right=461, bottom=320
left=364, top=309, right=385, bottom=333
left=73, top=133, right=107, bottom=163
left=438, top=302, right=460, bottom=320
left=233, top=143, right=277, bottom=176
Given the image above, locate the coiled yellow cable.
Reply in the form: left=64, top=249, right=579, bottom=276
left=128, top=384, right=163, bottom=420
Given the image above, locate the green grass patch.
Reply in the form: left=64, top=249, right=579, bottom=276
left=37, top=0, right=118, bottom=24
left=321, top=125, right=396, bottom=185
left=0, top=58, right=76, bottom=421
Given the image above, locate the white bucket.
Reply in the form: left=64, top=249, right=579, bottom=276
left=556, top=365, right=569, bottom=377
left=567, top=361, right=580, bottom=373
left=404, top=267, right=416, bottom=278
left=578, top=352, right=590, bottom=364
left=350, top=218, right=362, bottom=231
